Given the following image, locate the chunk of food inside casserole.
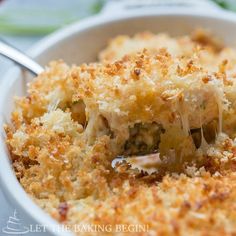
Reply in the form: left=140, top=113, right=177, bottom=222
left=5, top=31, right=236, bottom=235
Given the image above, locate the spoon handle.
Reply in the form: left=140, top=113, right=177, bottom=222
left=0, top=40, right=44, bottom=76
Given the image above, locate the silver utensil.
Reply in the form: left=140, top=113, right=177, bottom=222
left=0, top=40, right=44, bottom=76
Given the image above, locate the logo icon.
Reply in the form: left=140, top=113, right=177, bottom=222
left=2, top=210, right=29, bottom=235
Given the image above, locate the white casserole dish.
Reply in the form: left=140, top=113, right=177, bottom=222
left=1, top=0, right=236, bottom=235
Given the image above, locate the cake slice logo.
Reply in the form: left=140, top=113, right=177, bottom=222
left=2, top=210, right=29, bottom=234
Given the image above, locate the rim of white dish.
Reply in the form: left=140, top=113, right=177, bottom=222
left=1, top=9, right=236, bottom=236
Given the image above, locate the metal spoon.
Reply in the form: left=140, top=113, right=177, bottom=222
left=0, top=40, right=44, bottom=76
left=112, top=153, right=162, bottom=174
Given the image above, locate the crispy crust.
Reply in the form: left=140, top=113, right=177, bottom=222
left=99, top=30, right=223, bottom=62
left=5, top=31, right=236, bottom=235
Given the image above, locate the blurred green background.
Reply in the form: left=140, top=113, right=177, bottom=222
left=0, top=0, right=105, bottom=36
left=0, top=0, right=235, bottom=36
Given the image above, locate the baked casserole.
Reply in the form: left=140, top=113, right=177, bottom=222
left=5, top=30, right=236, bottom=235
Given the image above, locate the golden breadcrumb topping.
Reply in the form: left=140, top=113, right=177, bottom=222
left=5, top=31, right=236, bottom=235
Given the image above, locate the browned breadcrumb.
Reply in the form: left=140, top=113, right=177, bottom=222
left=5, top=31, right=236, bottom=235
